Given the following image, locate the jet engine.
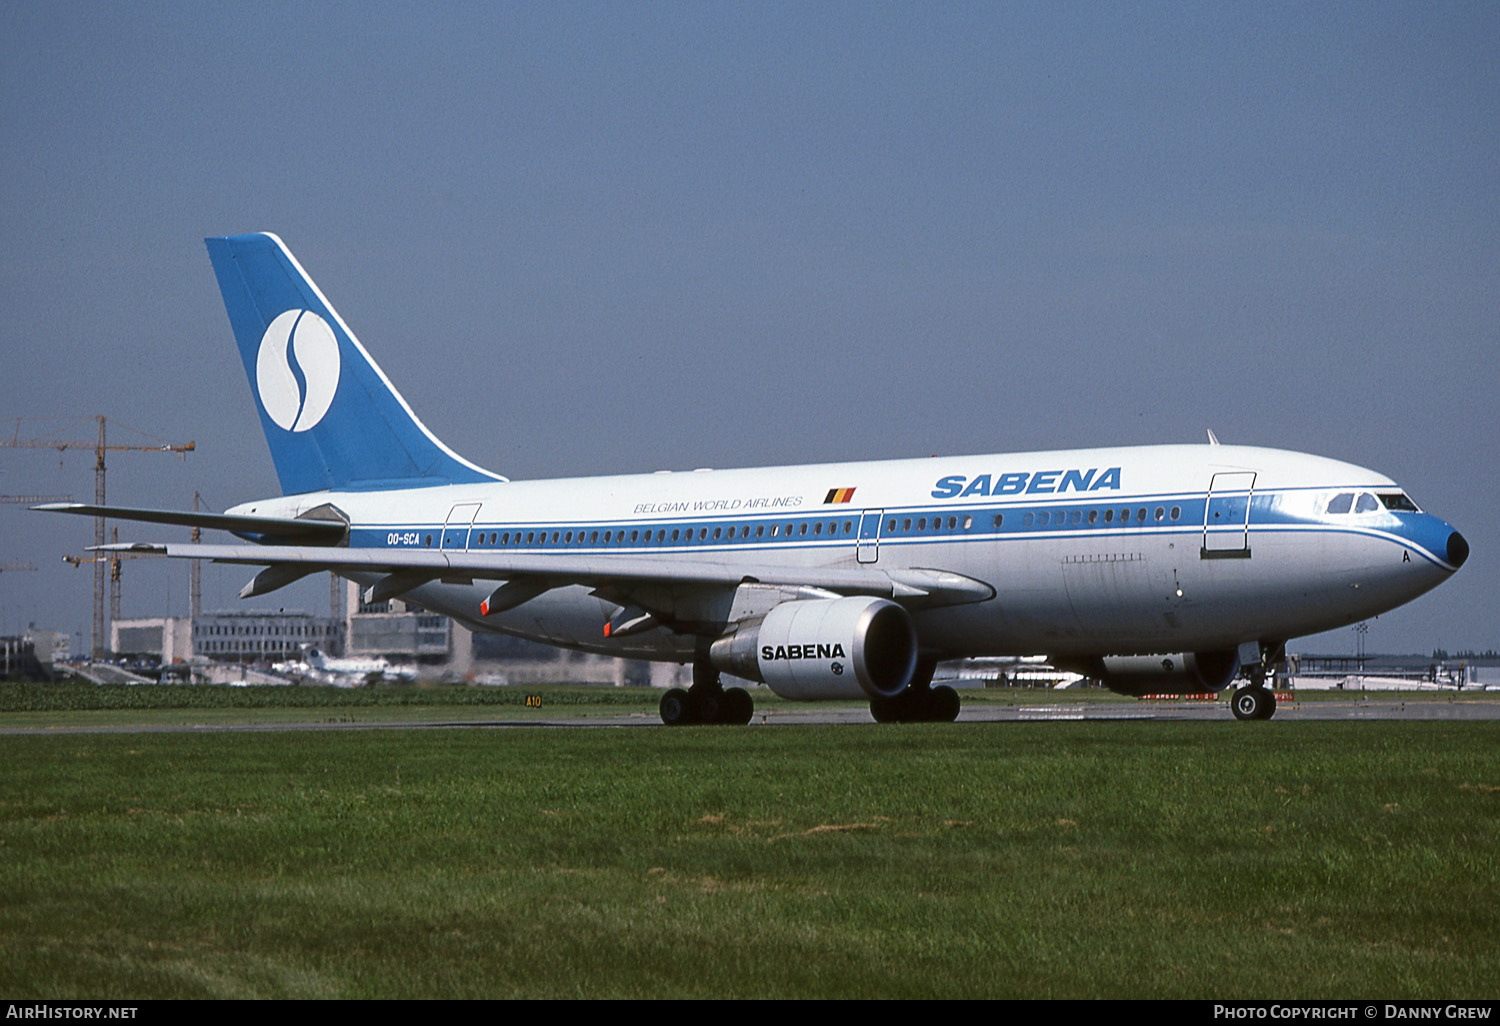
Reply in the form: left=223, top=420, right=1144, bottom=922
left=709, top=596, right=918, bottom=701
left=1084, top=650, right=1242, bottom=697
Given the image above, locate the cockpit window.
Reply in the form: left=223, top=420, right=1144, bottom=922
left=1326, top=493, right=1353, bottom=515
left=1378, top=492, right=1420, bottom=513
left=1354, top=492, right=1380, bottom=513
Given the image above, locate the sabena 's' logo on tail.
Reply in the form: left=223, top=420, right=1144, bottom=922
left=256, top=309, right=341, bottom=432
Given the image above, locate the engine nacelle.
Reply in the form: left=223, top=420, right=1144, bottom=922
left=709, top=596, right=918, bottom=701
left=1090, top=650, right=1241, bottom=697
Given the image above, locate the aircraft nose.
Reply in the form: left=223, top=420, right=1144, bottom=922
left=1448, top=531, right=1470, bottom=569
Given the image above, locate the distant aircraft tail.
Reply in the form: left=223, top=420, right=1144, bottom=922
left=204, top=233, right=505, bottom=495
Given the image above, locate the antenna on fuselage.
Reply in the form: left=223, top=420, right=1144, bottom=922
left=1206, top=429, right=1221, bottom=446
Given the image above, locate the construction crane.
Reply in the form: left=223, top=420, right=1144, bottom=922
left=2, top=416, right=193, bottom=657
left=0, top=562, right=38, bottom=574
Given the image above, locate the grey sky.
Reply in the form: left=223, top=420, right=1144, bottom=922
left=2, top=2, right=1495, bottom=655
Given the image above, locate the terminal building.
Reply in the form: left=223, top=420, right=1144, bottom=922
left=100, top=575, right=683, bottom=686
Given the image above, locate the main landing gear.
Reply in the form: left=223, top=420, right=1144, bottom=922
left=1230, top=641, right=1284, bottom=721
left=869, top=661, right=961, bottom=723
left=659, top=661, right=754, bottom=726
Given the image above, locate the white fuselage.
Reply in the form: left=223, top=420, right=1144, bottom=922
left=228, top=443, right=1462, bottom=665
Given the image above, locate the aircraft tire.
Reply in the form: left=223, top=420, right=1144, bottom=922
left=870, top=695, right=900, bottom=723
left=689, top=686, right=723, bottom=725
left=929, top=684, right=961, bottom=723
left=723, top=687, right=754, bottom=725
left=660, top=688, right=694, bottom=726
left=1231, top=685, right=1272, bottom=721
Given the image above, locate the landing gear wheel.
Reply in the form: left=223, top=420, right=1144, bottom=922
left=660, top=688, right=693, bottom=726
left=1231, top=685, right=1275, bottom=721
left=689, top=686, right=723, bottom=725
left=723, top=687, right=754, bottom=725
left=870, top=682, right=961, bottom=723
left=929, top=684, right=961, bottom=723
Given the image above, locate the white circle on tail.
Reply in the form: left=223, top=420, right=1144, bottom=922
left=256, top=309, right=340, bottom=432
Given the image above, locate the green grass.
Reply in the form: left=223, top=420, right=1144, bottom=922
left=1, top=721, right=1497, bottom=998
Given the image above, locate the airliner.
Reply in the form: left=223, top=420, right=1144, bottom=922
left=272, top=646, right=414, bottom=686
left=40, top=233, right=1470, bottom=723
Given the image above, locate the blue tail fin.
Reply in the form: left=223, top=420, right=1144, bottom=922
left=205, top=233, right=505, bottom=495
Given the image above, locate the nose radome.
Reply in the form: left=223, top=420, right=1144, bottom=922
left=1448, top=531, right=1470, bottom=569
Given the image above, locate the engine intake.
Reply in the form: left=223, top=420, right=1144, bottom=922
left=709, top=596, right=918, bottom=701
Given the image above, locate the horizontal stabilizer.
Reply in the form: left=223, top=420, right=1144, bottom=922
left=37, top=503, right=347, bottom=544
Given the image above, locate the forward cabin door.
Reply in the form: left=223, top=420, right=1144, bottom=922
left=1202, top=472, right=1255, bottom=558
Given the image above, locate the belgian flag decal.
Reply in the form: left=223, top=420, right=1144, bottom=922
left=823, top=487, right=856, bottom=504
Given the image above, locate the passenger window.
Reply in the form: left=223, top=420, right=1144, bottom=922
left=1087, top=510, right=1097, bottom=524
left=1038, top=512, right=1049, bottom=526
left=1355, top=493, right=1379, bottom=513
left=1104, top=509, right=1113, bottom=524
left=1154, top=507, right=1164, bottom=521
left=992, top=514, right=1003, bottom=528
left=1327, top=493, right=1353, bottom=515
left=1170, top=507, right=1180, bottom=521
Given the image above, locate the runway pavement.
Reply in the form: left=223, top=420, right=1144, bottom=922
left=4, top=694, right=1498, bottom=735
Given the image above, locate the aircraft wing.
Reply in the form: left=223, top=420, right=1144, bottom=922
left=93, top=541, right=993, bottom=607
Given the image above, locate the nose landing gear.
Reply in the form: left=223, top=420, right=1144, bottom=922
left=1230, top=641, right=1285, bottom=721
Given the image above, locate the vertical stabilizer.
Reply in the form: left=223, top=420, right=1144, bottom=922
left=205, top=233, right=505, bottom=495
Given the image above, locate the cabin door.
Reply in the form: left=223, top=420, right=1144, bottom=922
left=1202, top=472, right=1255, bottom=558
left=857, top=509, right=884, bottom=563
left=442, top=503, right=482, bottom=550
